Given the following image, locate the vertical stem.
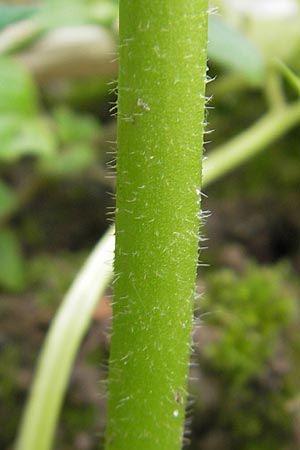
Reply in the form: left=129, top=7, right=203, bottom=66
left=105, top=2, right=208, bottom=450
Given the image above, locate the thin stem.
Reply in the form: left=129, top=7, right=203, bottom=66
left=203, top=101, right=300, bottom=186
left=15, top=226, right=114, bottom=450
left=264, top=68, right=286, bottom=111
left=105, top=2, right=208, bottom=450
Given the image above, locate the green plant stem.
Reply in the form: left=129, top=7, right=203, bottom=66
left=15, top=97, right=300, bottom=450
left=274, top=59, right=300, bottom=95
left=105, top=2, right=208, bottom=450
left=203, top=101, right=300, bottom=186
left=264, top=68, right=286, bottom=111
left=15, top=225, right=114, bottom=450
left=3, top=101, right=299, bottom=228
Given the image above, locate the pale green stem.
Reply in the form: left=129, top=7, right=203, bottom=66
left=264, top=68, right=286, bottom=111
left=15, top=98, right=300, bottom=450
left=15, top=225, right=114, bottom=450
left=203, top=101, right=300, bottom=186
left=274, top=59, right=300, bottom=95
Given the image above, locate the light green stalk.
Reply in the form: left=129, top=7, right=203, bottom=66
left=15, top=226, right=114, bottom=450
left=203, top=102, right=300, bottom=186
left=15, top=96, right=300, bottom=450
left=105, top=2, right=208, bottom=449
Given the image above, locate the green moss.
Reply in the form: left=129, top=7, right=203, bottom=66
left=195, top=262, right=299, bottom=450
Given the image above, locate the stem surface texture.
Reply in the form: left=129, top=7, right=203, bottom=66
left=106, top=2, right=208, bottom=449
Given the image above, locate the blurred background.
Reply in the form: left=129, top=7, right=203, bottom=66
left=0, top=1, right=300, bottom=449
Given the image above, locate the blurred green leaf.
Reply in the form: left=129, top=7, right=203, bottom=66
left=0, top=116, right=56, bottom=162
left=53, top=107, right=100, bottom=144
left=0, top=228, right=25, bottom=292
left=0, top=5, right=38, bottom=30
left=208, top=15, right=265, bottom=85
left=88, top=2, right=118, bottom=27
left=37, top=0, right=88, bottom=28
left=0, top=180, right=18, bottom=219
left=0, top=57, right=38, bottom=115
left=40, top=144, right=96, bottom=177
left=0, top=58, right=57, bottom=162
left=38, top=107, right=99, bottom=176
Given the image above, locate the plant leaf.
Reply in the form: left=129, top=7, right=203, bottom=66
left=0, top=5, right=38, bottom=30
left=37, top=0, right=88, bottom=29
left=0, top=57, right=38, bottom=115
left=208, top=15, right=265, bottom=85
left=40, top=145, right=96, bottom=177
left=0, top=116, right=56, bottom=162
left=53, top=107, right=99, bottom=144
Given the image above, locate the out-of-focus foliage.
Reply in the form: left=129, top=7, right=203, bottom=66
left=0, top=57, right=38, bottom=115
left=38, top=107, right=100, bottom=177
left=212, top=0, right=300, bottom=71
left=208, top=15, right=265, bottom=85
left=27, top=250, right=88, bottom=307
left=0, top=5, right=37, bottom=30
left=195, top=262, right=300, bottom=450
left=202, top=263, right=295, bottom=386
left=0, top=1, right=300, bottom=449
left=0, top=57, right=102, bottom=292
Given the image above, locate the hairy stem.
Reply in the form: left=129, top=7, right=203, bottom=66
left=15, top=98, right=300, bottom=450
left=105, top=2, right=208, bottom=449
